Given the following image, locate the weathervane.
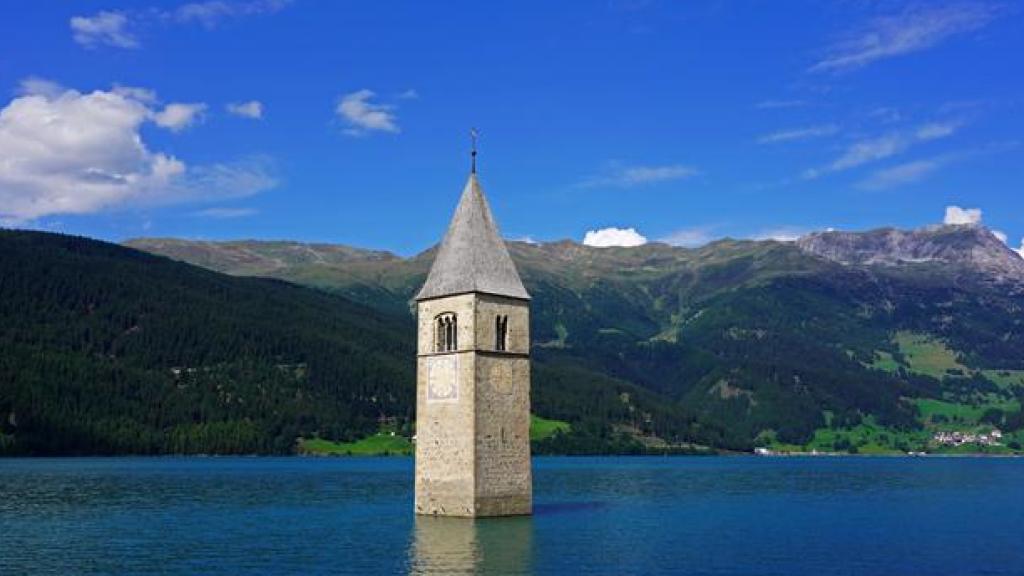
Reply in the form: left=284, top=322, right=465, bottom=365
left=470, top=127, right=479, bottom=174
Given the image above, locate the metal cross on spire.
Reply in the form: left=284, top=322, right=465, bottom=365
left=470, top=127, right=479, bottom=174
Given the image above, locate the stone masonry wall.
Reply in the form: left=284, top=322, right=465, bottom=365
left=415, top=293, right=531, bottom=517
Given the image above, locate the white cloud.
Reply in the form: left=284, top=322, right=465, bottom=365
left=70, top=11, right=138, bottom=48
left=1015, top=239, right=1024, bottom=260
left=944, top=205, right=982, bottom=226
left=397, top=89, right=419, bottom=100
left=758, top=124, right=838, bottom=144
left=0, top=86, right=179, bottom=221
left=810, top=4, right=998, bottom=73
left=580, top=163, right=698, bottom=188
left=336, top=89, right=400, bottom=135
left=661, top=226, right=716, bottom=247
left=805, top=122, right=959, bottom=179
left=0, top=81, right=274, bottom=223
left=226, top=100, right=263, bottom=119
left=194, top=207, right=258, bottom=218
left=24, top=81, right=206, bottom=133
left=858, top=159, right=941, bottom=190
left=992, top=230, right=1008, bottom=243
left=583, top=227, right=648, bottom=247
left=153, top=102, right=207, bottom=131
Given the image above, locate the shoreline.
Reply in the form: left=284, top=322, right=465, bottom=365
left=3, top=451, right=1023, bottom=459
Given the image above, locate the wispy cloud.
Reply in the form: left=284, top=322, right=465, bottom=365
left=194, top=207, right=258, bottom=218
left=660, top=226, right=718, bottom=247
left=184, top=157, right=277, bottom=202
left=17, top=77, right=66, bottom=98
left=868, top=107, right=902, bottom=124
left=810, top=3, right=999, bottom=73
left=828, top=134, right=907, bottom=172
left=751, top=227, right=811, bottom=242
left=336, top=89, right=400, bottom=135
left=661, top=224, right=811, bottom=247
left=804, top=121, right=960, bottom=179
left=579, top=163, right=698, bottom=188
left=758, top=124, right=839, bottom=144
left=856, top=138, right=1015, bottom=190
left=113, top=85, right=158, bottom=104
left=171, top=0, right=292, bottom=28
left=226, top=100, right=263, bottom=119
left=70, top=11, right=138, bottom=48
left=858, top=159, right=942, bottom=190
left=755, top=99, right=806, bottom=110
left=70, top=1, right=292, bottom=48
left=916, top=122, right=959, bottom=140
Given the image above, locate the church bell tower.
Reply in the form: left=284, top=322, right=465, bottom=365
left=414, top=139, right=532, bottom=517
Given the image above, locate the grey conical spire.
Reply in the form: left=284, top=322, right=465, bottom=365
left=416, top=173, right=529, bottom=301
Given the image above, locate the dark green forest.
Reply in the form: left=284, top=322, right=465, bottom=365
left=0, top=231, right=732, bottom=455
left=4, top=229, right=1024, bottom=455
left=0, top=231, right=415, bottom=454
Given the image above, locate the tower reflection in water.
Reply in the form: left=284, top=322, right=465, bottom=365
left=408, top=515, right=533, bottom=575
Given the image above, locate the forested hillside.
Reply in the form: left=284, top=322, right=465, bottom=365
left=3, top=226, right=1023, bottom=456
left=0, top=231, right=414, bottom=455
left=129, top=225, right=1024, bottom=454
left=1, top=231, right=727, bottom=455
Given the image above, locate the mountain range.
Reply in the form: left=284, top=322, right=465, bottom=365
left=2, top=223, right=1022, bottom=455
left=127, top=223, right=1024, bottom=453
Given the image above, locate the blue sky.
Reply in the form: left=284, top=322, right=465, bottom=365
left=1, top=1, right=1022, bottom=255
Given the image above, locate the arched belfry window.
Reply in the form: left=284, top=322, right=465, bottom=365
left=495, top=314, right=509, bottom=351
left=435, top=313, right=457, bottom=352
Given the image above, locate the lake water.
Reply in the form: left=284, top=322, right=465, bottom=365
left=1, top=456, right=1022, bottom=575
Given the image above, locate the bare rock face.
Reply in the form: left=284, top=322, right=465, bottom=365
left=796, top=225, right=1024, bottom=284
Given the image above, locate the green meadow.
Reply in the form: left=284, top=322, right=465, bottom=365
left=298, top=434, right=413, bottom=456
left=530, top=415, right=572, bottom=441
left=299, top=414, right=572, bottom=456
left=767, top=331, right=1024, bottom=455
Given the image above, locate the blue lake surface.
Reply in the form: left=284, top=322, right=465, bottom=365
left=1, top=456, right=1022, bottom=575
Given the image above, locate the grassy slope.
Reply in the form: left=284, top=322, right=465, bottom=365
left=891, top=331, right=968, bottom=378
left=770, top=331, right=1024, bottom=454
left=298, top=415, right=572, bottom=456
left=530, top=414, right=571, bottom=441
left=982, top=370, right=1024, bottom=389
left=298, top=434, right=413, bottom=456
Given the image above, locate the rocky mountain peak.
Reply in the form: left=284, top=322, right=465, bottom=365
left=796, top=224, right=1024, bottom=282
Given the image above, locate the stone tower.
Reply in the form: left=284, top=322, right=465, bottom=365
left=414, top=161, right=532, bottom=518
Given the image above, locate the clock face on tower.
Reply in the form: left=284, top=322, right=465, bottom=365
left=427, top=355, right=459, bottom=403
